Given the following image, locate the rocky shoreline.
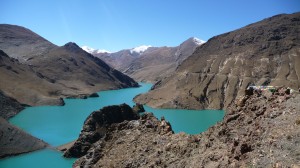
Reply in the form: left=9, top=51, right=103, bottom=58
left=64, top=88, right=300, bottom=167
left=0, top=91, right=25, bottom=120
left=0, top=92, right=49, bottom=158
left=0, top=117, right=48, bottom=158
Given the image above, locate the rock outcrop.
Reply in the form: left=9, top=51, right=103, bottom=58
left=0, top=117, right=48, bottom=158
left=0, top=24, right=138, bottom=108
left=132, top=103, right=145, bottom=113
left=63, top=104, right=140, bottom=158
left=66, top=89, right=300, bottom=167
left=135, top=12, right=300, bottom=110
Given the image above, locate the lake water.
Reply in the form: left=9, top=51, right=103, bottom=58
left=0, top=83, right=224, bottom=168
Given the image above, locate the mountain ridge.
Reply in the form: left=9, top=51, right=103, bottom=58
left=0, top=24, right=138, bottom=107
left=84, top=37, right=205, bottom=82
left=135, top=12, right=300, bottom=110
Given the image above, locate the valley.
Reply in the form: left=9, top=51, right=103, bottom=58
left=0, top=10, right=299, bottom=168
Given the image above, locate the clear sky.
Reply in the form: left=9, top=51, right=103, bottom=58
left=1, top=0, right=299, bottom=52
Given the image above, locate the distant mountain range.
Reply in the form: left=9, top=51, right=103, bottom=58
left=0, top=24, right=138, bottom=107
left=82, top=37, right=205, bottom=82
left=135, top=12, right=300, bottom=110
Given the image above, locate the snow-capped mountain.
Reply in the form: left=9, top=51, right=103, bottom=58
left=192, top=37, right=206, bottom=45
left=81, top=46, right=111, bottom=54
left=130, top=45, right=152, bottom=54
left=87, top=37, right=204, bottom=82
left=82, top=37, right=204, bottom=57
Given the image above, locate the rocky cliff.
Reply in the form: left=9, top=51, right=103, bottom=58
left=63, top=104, right=140, bottom=158
left=135, top=12, right=300, bottom=110
left=64, top=89, right=300, bottom=167
left=0, top=24, right=138, bottom=108
left=0, top=117, right=48, bottom=158
left=94, top=37, right=204, bottom=82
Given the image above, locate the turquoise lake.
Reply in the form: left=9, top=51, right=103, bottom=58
left=0, top=83, right=224, bottom=168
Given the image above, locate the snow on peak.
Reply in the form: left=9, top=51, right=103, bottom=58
left=130, top=45, right=152, bottom=54
left=192, top=37, right=206, bottom=45
left=81, top=46, right=96, bottom=53
left=81, top=46, right=111, bottom=54
left=96, top=49, right=111, bottom=54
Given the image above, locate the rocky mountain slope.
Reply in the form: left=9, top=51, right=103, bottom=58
left=63, top=88, right=300, bottom=167
left=0, top=53, right=52, bottom=158
left=0, top=50, right=66, bottom=106
left=0, top=24, right=56, bottom=62
left=0, top=117, right=48, bottom=158
left=0, top=24, right=138, bottom=107
left=135, top=12, right=300, bottom=110
left=90, top=37, right=204, bottom=82
left=0, top=91, right=24, bottom=119
left=93, top=48, right=144, bottom=74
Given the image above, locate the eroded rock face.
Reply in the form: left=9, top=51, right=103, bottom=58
left=135, top=12, right=300, bottom=110
left=72, top=113, right=174, bottom=168
left=200, top=88, right=300, bottom=167
left=67, top=90, right=300, bottom=167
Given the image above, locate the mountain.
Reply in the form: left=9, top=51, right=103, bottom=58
left=124, top=38, right=204, bottom=82
left=86, top=37, right=204, bottom=82
left=86, top=45, right=153, bottom=74
left=91, top=48, right=144, bottom=73
left=135, top=12, right=300, bottom=110
left=0, top=24, right=138, bottom=107
left=0, top=87, right=48, bottom=158
left=0, top=24, right=56, bottom=62
left=0, top=50, right=65, bottom=106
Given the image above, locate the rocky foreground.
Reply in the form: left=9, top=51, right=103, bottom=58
left=64, top=89, right=300, bottom=167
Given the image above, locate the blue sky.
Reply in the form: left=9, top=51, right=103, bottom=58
left=1, top=0, right=299, bottom=51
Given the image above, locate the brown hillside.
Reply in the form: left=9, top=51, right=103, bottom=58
left=0, top=25, right=138, bottom=107
left=135, top=12, right=300, bottom=110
